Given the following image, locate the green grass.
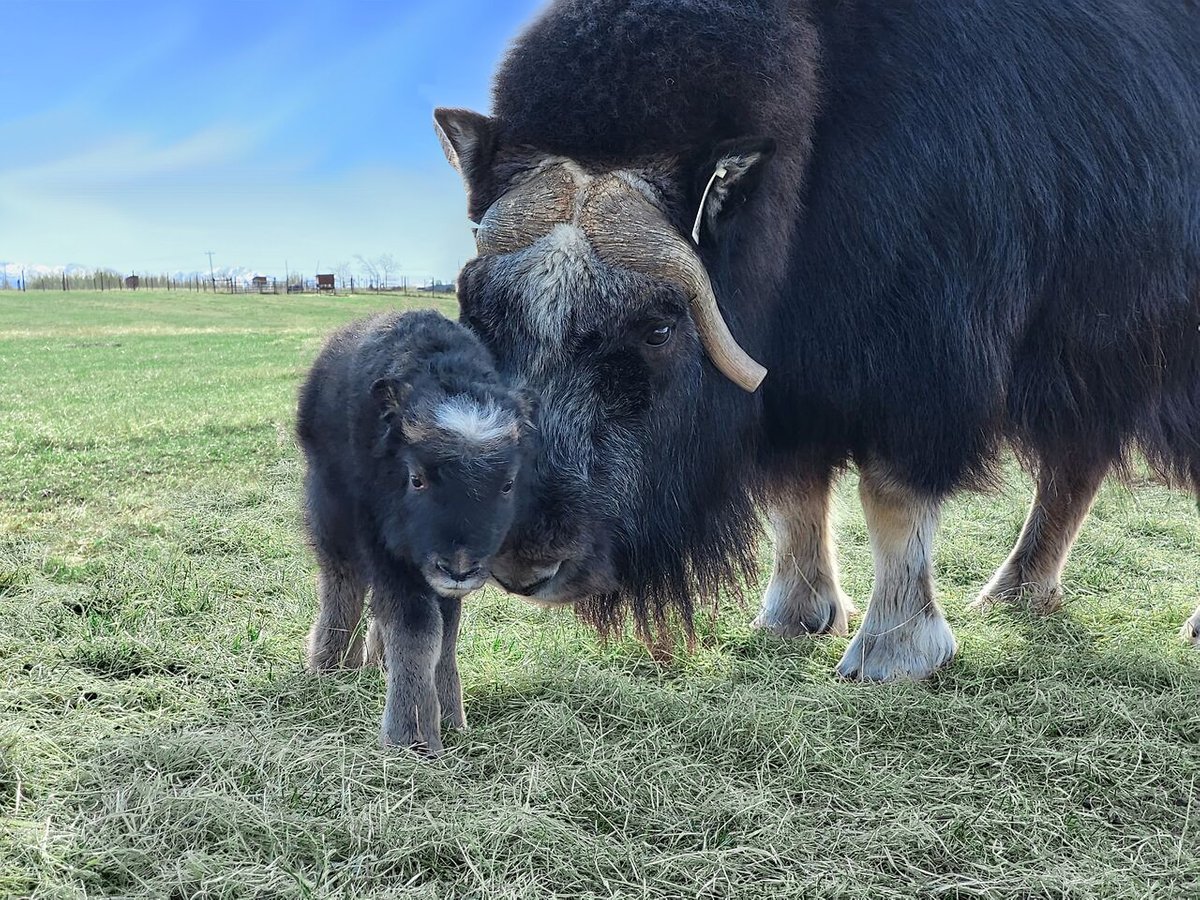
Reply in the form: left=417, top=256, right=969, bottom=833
left=2, top=289, right=1198, bottom=899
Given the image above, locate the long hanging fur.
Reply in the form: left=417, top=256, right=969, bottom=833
left=479, top=0, right=1200, bottom=640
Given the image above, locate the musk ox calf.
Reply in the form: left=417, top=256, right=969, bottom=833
left=297, top=310, right=535, bottom=752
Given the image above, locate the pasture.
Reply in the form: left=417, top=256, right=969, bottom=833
left=2, top=289, right=1199, bottom=898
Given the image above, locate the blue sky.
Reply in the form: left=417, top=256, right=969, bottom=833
left=0, top=0, right=544, bottom=280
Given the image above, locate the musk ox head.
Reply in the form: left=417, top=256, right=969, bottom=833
left=434, top=108, right=778, bottom=636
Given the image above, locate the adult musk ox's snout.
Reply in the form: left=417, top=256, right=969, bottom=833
left=489, top=447, right=620, bottom=604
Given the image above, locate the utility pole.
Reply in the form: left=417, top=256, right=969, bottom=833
left=205, top=251, right=217, bottom=289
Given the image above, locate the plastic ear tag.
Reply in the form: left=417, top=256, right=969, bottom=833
left=691, top=165, right=728, bottom=245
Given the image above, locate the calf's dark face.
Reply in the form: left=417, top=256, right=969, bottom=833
left=375, top=387, right=531, bottom=599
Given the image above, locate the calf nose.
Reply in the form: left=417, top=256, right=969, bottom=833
left=435, top=557, right=483, bottom=582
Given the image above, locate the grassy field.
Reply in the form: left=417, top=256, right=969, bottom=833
left=2, top=289, right=1198, bottom=899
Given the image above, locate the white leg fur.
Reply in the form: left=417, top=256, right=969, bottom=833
left=836, top=466, right=956, bottom=681
left=754, top=475, right=855, bottom=636
left=972, top=462, right=1106, bottom=615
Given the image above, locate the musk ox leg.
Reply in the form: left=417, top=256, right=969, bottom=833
left=305, top=562, right=368, bottom=671
left=377, top=592, right=444, bottom=754
left=436, top=597, right=467, bottom=730
left=753, top=474, right=854, bottom=637
left=971, top=461, right=1106, bottom=616
left=836, top=466, right=956, bottom=681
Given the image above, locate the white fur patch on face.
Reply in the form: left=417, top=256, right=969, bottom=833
left=514, top=223, right=598, bottom=345
left=434, top=395, right=516, bottom=447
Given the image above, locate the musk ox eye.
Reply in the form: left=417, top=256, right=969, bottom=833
left=501, top=479, right=514, bottom=494
left=410, top=473, right=426, bottom=490
left=646, top=324, right=673, bottom=347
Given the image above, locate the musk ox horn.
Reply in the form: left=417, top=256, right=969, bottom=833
left=475, top=166, right=576, bottom=255
left=581, top=177, right=768, bottom=393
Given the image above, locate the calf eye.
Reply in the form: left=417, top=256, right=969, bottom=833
left=645, top=324, right=672, bottom=347
left=410, top=474, right=425, bottom=490
left=501, top=479, right=514, bottom=494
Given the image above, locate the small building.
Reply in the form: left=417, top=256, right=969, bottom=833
left=124, top=275, right=140, bottom=290
left=251, top=275, right=270, bottom=293
left=316, top=274, right=335, bottom=293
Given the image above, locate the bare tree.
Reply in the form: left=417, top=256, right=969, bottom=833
left=375, top=254, right=398, bottom=291
left=333, top=261, right=353, bottom=291
left=355, top=254, right=380, bottom=290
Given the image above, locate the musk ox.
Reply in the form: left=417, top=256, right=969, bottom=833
left=433, top=0, right=1200, bottom=679
left=298, top=310, right=535, bottom=751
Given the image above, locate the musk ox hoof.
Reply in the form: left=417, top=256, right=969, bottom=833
left=753, top=586, right=855, bottom=638
left=1181, top=606, right=1200, bottom=647
left=835, top=612, right=956, bottom=682
left=970, top=569, right=1064, bottom=617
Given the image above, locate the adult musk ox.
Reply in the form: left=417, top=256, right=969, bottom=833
left=433, top=0, right=1200, bottom=679
left=298, top=311, right=536, bottom=750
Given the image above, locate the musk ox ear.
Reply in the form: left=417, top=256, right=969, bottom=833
left=371, top=377, right=411, bottom=423
left=692, top=137, right=776, bottom=245
left=433, top=107, right=499, bottom=220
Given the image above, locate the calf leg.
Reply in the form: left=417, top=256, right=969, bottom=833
left=364, top=613, right=384, bottom=668
left=836, top=464, right=956, bottom=681
left=753, top=472, right=855, bottom=637
left=376, top=590, right=444, bottom=753
left=305, top=561, right=367, bottom=671
left=971, top=460, right=1107, bottom=615
left=436, top=597, right=467, bottom=730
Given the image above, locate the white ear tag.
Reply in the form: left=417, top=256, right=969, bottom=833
left=691, top=165, right=728, bottom=245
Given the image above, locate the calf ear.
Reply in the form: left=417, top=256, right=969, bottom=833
left=433, top=108, right=499, bottom=220
left=371, top=378, right=411, bottom=423
left=692, top=137, right=776, bottom=246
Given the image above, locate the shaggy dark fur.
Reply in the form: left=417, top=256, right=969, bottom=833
left=297, top=310, right=535, bottom=749
left=456, top=0, right=1200, bottom=640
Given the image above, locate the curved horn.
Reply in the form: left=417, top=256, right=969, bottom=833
left=475, top=167, right=576, bottom=256
left=581, top=177, right=768, bottom=393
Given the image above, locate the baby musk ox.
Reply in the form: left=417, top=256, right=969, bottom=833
left=431, top=0, right=1200, bottom=678
left=298, top=310, right=535, bottom=751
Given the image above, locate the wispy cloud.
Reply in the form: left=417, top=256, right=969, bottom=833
left=0, top=0, right=542, bottom=277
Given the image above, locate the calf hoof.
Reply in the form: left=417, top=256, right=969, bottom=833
left=753, top=586, right=855, bottom=638
left=1181, top=607, right=1200, bottom=647
left=380, top=725, right=444, bottom=757
left=835, top=613, right=956, bottom=682
left=305, top=634, right=366, bottom=673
